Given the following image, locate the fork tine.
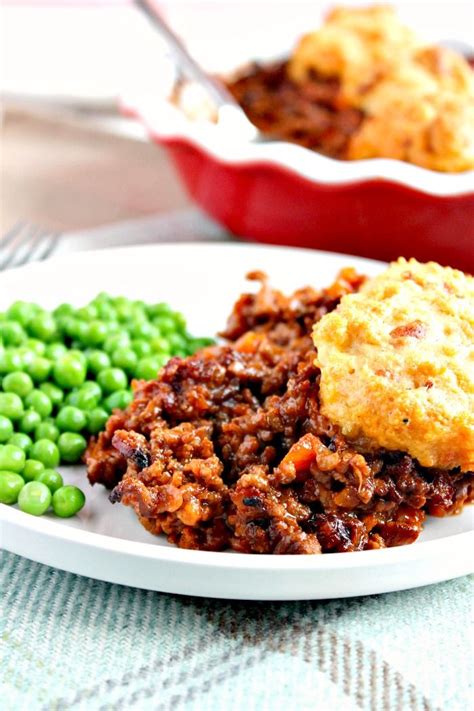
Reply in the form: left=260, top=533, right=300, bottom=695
left=13, top=231, right=60, bottom=269
left=0, top=221, right=26, bottom=250
left=1, top=224, right=62, bottom=271
left=35, top=232, right=61, bottom=263
left=0, top=224, right=59, bottom=271
left=0, top=224, right=39, bottom=270
left=9, top=229, right=51, bottom=269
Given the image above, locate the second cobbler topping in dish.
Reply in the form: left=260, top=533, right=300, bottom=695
left=289, top=6, right=474, bottom=172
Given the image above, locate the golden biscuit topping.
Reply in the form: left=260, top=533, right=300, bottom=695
left=312, top=258, right=474, bottom=472
left=288, top=6, right=474, bottom=171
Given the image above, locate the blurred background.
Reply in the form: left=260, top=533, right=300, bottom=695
left=1, top=0, right=473, bottom=234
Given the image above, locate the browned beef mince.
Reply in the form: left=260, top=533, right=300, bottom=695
left=225, top=61, right=364, bottom=158
left=85, top=269, right=473, bottom=554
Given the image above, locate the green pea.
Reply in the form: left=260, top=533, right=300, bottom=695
left=16, top=348, right=36, bottom=369
left=82, top=320, right=108, bottom=347
left=97, top=368, right=127, bottom=394
left=111, top=347, right=137, bottom=373
left=146, top=302, right=173, bottom=318
left=0, top=415, right=14, bottom=443
left=26, top=357, right=52, bottom=383
left=153, top=316, right=176, bottom=336
left=0, top=349, right=6, bottom=374
left=172, top=311, right=187, bottom=333
left=24, top=338, right=46, bottom=355
left=28, top=313, right=57, bottom=342
left=66, top=387, right=99, bottom=411
left=104, top=389, right=133, bottom=412
left=135, top=356, right=167, bottom=381
left=22, top=458, right=45, bottom=482
left=68, top=349, right=87, bottom=366
left=66, top=319, right=89, bottom=343
left=0, top=350, right=24, bottom=374
left=29, top=439, right=60, bottom=468
left=45, top=342, right=67, bottom=360
left=127, top=320, right=155, bottom=340
left=167, top=332, right=187, bottom=354
left=39, top=382, right=64, bottom=407
left=7, top=301, right=35, bottom=327
left=189, top=337, right=215, bottom=352
left=103, top=321, right=120, bottom=336
left=113, top=296, right=130, bottom=308
left=104, top=333, right=130, bottom=355
left=57, top=432, right=87, bottom=463
left=86, top=350, right=111, bottom=375
left=126, top=311, right=148, bottom=329
left=59, top=316, right=78, bottom=337
left=24, top=389, right=53, bottom=418
left=18, top=409, right=42, bottom=434
left=80, top=381, right=102, bottom=400
left=150, top=336, right=171, bottom=354
left=0, top=470, right=25, bottom=504
left=0, top=392, right=24, bottom=419
left=35, top=468, right=63, bottom=493
left=52, top=485, right=85, bottom=517
left=53, top=303, right=74, bottom=319
left=18, top=481, right=51, bottom=515
left=76, top=304, right=98, bottom=321
left=2, top=371, right=34, bottom=398
left=0, top=444, right=26, bottom=473
left=97, top=292, right=113, bottom=303
left=56, top=406, right=87, bottom=433
left=53, top=354, right=86, bottom=389
left=114, top=304, right=134, bottom=323
left=35, top=420, right=60, bottom=442
left=0, top=321, right=27, bottom=346
left=8, top=432, right=32, bottom=454
left=130, top=339, right=152, bottom=358
left=96, top=303, right=116, bottom=321
left=87, top=407, right=109, bottom=434
left=52, top=305, right=71, bottom=321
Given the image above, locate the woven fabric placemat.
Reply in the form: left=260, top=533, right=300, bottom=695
left=1, top=551, right=472, bottom=711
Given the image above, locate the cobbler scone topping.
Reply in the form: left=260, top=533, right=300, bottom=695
left=313, top=258, right=474, bottom=471
left=288, top=6, right=474, bottom=171
left=289, top=6, right=421, bottom=105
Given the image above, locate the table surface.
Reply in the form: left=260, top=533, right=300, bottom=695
left=2, top=551, right=472, bottom=711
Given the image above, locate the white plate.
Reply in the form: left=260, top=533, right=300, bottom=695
left=0, top=243, right=472, bottom=600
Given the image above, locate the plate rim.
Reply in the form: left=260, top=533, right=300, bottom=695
left=0, top=239, right=389, bottom=278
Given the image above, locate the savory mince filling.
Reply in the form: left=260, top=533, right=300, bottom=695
left=226, top=61, right=364, bottom=159
left=86, top=270, right=473, bottom=554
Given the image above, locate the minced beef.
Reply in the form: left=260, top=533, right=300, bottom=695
left=225, top=61, right=364, bottom=158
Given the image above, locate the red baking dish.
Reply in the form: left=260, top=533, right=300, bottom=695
left=122, top=90, right=474, bottom=272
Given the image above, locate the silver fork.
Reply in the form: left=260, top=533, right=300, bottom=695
left=0, top=223, right=61, bottom=271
